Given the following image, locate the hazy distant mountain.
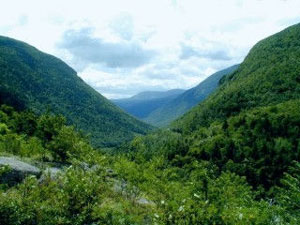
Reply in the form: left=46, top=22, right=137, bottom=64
left=112, top=89, right=185, bottom=119
left=0, top=36, right=153, bottom=147
left=144, top=65, right=239, bottom=127
left=128, top=89, right=186, bottom=101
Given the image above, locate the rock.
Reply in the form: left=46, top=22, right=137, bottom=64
left=112, top=179, right=127, bottom=193
left=111, top=178, right=156, bottom=206
left=0, top=157, right=41, bottom=186
left=38, top=167, right=62, bottom=184
left=44, top=167, right=61, bottom=179
left=79, top=162, right=90, bottom=170
left=136, top=197, right=155, bottom=206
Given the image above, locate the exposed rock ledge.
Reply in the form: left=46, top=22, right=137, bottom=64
left=0, top=156, right=41, bottom=186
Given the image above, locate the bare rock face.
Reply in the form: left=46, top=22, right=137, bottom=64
left=0, top=157, right=41, bottom=186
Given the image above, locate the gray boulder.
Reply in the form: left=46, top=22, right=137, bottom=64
left=136, top=197, right=155, bottom=206
left=43, top=167, right=61, bottom=179
left=39, top=167, right=62, bottom=183
left=0, top=157, right=41, bottom=186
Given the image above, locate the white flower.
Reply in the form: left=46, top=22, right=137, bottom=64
left=178, top=206, right=184, bottom=212
left=193, top=193, right=200, bottom=198
left=239, top=213, right=243, bottom=220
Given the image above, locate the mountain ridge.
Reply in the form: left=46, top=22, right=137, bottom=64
left=112, top=89, right=185, bottom=120
left=172, top=23, right=300, bottom=133
left=0, top=35, right=153, bottom=147
left=115, top=89, right=186, bottom=101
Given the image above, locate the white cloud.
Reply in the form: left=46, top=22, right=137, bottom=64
left=58, top=27, right=156, bottom=70
left=0, top=0, right=300, bottom=98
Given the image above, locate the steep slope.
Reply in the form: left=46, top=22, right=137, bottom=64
left=145, top=65, right=239, bottom=127
left=112, top=89, right=185, bottom=120
left=0, top=36, right=152, bottom=147
left=173, top=23, right=300, bottom=134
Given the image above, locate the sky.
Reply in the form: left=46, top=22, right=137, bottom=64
left=1, top=0, right=300, bottom=99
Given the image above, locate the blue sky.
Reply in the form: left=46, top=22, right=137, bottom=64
left=1, top=0, right=300, bottom=98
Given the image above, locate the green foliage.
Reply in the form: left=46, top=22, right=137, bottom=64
left=276, top=162, right=300, bottom=220
left=48, top=126, right=94, bottom=162
left=187, top=100, right=300, bottom=190
left=0, top=104, right=92, bottom=163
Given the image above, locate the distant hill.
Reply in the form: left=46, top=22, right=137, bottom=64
left=145, top=65, right=239, bottom=127
left=112, top=89, right=185, bottom=120
left=128, top=89, right=186, bottom=101
left=0, top=36, right=152, bottom=147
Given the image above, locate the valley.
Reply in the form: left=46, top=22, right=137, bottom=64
left=0, top=13, right=300, bottom=225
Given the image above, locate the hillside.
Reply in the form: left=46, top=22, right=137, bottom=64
left=173, top=23, right=300, bottom=134
left=145, top=65, right=239, bottom=127
left=112, top=89, right=185, bottom=120
left=0, top=36, right=152, bottom=147
left=1, top=97, right=298, bottom=224
left=120, top=23, right=300, bottom=193
left=157, top=23, right=300, bottom=190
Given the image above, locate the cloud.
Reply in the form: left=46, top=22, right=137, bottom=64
left=17, top=15, right=28, bottom=26
left=2, top=0, right=300, bottom=98
left=109, top=13, right=134, bottom=41
left=180, top=43, right=232, bottom=61
left=278, top=16, right=300, bottom=27
left=79, top=68, right=171, bottom=99
left=57, top=28, right=156, bottom=70
left=0, top=14, right=28, bottom=34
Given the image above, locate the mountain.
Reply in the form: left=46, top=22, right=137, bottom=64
left=128, top=89, right=186, bottom=101
left=112, top=89, right=185, bottom=120
left=145, top=65, right=239, bottom=127
left=164, top=23, right=300, bottom=190
left=173, top=23, right=300, bottom=134
left=0, top=36, right=152, bottom=147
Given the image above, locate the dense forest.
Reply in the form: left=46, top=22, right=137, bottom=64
left=0, top=23, right=300, bottom=224
left=1, top=101, right=299, bottom=224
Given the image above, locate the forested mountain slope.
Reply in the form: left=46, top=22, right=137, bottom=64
left=145, top=23, right=300, bottom=191
left=0, top=36, right=152, bottom=147
left=145, top=65, right=239, bottom=127
left=173, top=23, right=300, bottom=133
left=112, top=89, right=185, bottom=120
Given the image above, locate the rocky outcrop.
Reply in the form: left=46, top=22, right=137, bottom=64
left=0, top=156, right=41, bottom=186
